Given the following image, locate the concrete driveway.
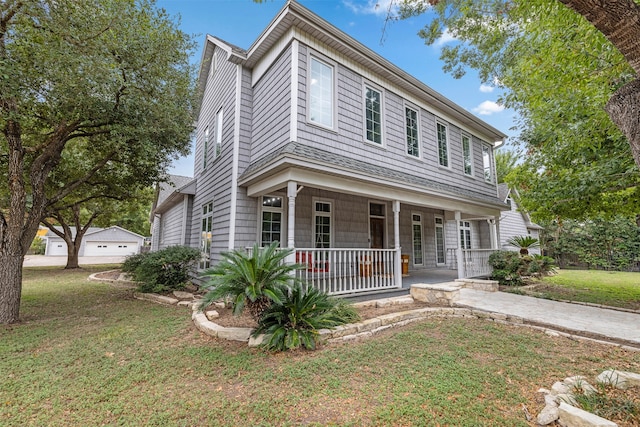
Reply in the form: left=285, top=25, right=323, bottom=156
left=23, top=255, right=126, bottom=267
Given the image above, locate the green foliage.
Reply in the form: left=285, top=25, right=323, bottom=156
left=573, top=382, right=639, bottom=423
left=542, top=216, right=640, bottom=271
left=199, top=242, right=300, bottom=322
left=489, top=250, right=555, bottom=285
left=399, top=0, right=640, bottom=220
left=505, top=235, right=540, bottom=255
left=29, top=237, right=46, bottom=255
left=122, top=246, right=200, bottom=293
left=253, top=282, right=359, bottom=351
left=495, top=150, right=519, bottom=183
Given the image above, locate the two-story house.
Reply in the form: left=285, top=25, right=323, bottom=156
left=151, top=0, right=509, bottom=295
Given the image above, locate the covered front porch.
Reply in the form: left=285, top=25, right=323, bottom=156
left=238, top=145, right=508, bottom=297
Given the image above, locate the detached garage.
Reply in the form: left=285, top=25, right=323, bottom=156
left=44, top=226, right=145, bottom=257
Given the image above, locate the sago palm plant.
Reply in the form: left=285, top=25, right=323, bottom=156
left=198, top=242, right=300, bottom=322
left=506, top=235, right=540, bottom=256
left=253, top=282, right=359, bottom=351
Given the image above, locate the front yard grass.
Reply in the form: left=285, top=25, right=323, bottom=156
left=1, top=266, right=639, bottom=426
left=520, top=269, right=640, bottom=311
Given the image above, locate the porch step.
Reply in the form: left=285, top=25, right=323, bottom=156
left=410, top=282, right=462, bottom=306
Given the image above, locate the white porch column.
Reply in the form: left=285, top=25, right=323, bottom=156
left=393, top=200, right=402, bottom=289
left=455, top=211, right=465, bottom=279
left=488, top=217, right=499, bottom=249
left=286, top=181, right=297, bottom=265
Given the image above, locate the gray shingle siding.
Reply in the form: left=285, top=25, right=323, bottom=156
left=251, top=45, right=292, bottom=162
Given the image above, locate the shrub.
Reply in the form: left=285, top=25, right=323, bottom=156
left=122, top=246, right=200, bottom=293
left=506, top=235, right=540, bottom=255
left=198, top=242, right=301, bottom=322
left=489, top=251, right=556, bottom=286
left=489, top=250, right=524, bottom=286
left=253, top=282, right=359, bottom=351
left=30, top=237, right=46, bottom=255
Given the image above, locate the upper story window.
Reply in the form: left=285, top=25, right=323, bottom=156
left=462, top=133, right=473, bottom=176
left=436, top=121, right=449, bottom=167
left=203, top=126, right=209, bottom=170
left=215, top=108, right=223, bottom=158
left=365, top=86, right=382, bottom=144
left=405, top=106, right=420, bottom=157
left=482, top=144, right=493, bottom=183
left=209, top=51, right=217, bottom=77
left=309, top=57, right=334, bottom=128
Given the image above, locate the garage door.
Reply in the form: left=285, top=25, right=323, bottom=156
left=47, top=240, right=68, bottom=256
left=84, top=241, right=139, bottom=256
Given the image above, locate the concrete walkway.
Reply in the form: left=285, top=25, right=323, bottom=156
left=457, top=288, right=640, bottom=348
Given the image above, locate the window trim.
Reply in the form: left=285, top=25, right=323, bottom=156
left=404, top=103, right=421, bottom=159
left=411, top=212, right=423, bottom=267
left=203, top=126, right=209, bottom=170
left=363, top=82, right=385, bottom=146
left=199, top=201, right=214, bottom=270
left=312, top=198, right=333, bottom=248
left=215, top=108, right=223, bottom=158
left=434, top=216, right=446, bottom=266
left=461, top=132, right=474, bottom=176
left=482, top=143, right=493, bottom=183
left=307, top=54, right=336, bottom=130
left=436, top=120, right=450, bottom=169
left=259, top=194, right=285, bottom=248
left=459, top=220, right=472, bottom=250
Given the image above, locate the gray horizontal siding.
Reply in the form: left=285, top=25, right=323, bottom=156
left=159, top=203, right=186, bottom=249
left=251, top=45, right=292, bottom=162
left=295, top=42, right=499, bottom=201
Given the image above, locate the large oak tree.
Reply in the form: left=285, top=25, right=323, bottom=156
left=0, top=0, right=195, bottom=323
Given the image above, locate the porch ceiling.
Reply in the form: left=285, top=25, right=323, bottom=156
left=238, top=142, right=508, bottom=217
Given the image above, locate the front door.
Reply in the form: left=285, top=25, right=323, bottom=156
left=370, top=217, right=385, bottom=249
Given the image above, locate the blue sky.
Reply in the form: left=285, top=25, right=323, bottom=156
left=157, top=0, right=516, bottom=177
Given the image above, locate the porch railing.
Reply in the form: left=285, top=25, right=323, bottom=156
left=461, top=249, right=495, bottom=278
left=294, top=248, right=400, bottom=295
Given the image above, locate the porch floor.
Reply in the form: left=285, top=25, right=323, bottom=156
left=344, top=267, right=458, bottom=302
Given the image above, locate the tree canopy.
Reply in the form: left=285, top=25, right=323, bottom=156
left=0, top=0, right=195, bottom=323
left=398, top=0, right=640, bottom=221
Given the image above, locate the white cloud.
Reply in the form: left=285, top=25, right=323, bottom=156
left=433, top=28, right=457, bottom=47
left=479, top=84, right=494, bottom=93
left=473, top=100, right=505, bottom=116
left=342, top=0, right=398, bottom=16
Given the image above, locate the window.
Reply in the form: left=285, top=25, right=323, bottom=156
left=412, top=214, right=423, bottom=266
left=314, top=201, right=332, bottom=248
left=309, top=57, right=333, bottom=128
left=365, top=86, right=382, bottom=144
left=261, top=196, right=283, bottom=247
left=200, top=202, right=213, bottom=269
left=203, top=126, right=209, bottom=169
left=459, top=221, right=471, bottom=250
left=435, top=217, right=445, bottom=265
left=215, top=108, right=223, bottom=158
left=462, top=134, right=473, bottom=176
left=209, top=51, right=217, bottom=77
left=436, top=122, right=449, bottom=167
left=405, top=107, right=420, bottom=157
left=482, top=144, right=493, bottom=183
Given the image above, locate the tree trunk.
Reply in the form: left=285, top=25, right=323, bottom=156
left=65, top=238, right=81, bottom=269
left=0, top=253, right=24, bottom=324
left=605, top=79, right=640, bottom=169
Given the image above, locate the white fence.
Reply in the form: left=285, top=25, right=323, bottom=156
left=461, top=249, right=495, bottom=278
left=294, top=248, right=400, bottom=295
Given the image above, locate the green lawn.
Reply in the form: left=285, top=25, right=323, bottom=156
left=1, top=266, right=639, bottom=426
left=530, top=269, right=640, bottom=311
